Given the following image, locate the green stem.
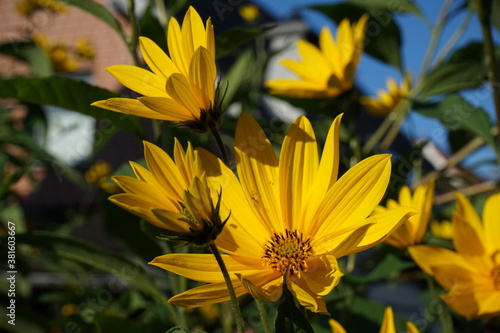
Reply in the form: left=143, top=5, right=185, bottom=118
left=476, top=0, right=500, bottom=151
left=434, top=10, right=473, bottom=65
left=424, top=273, right=453, bottom=333
left=346, top=254, right=356, bottom=273
left=255, top=299, right=272, bottom=333
left=211, top=127, right=229, bottom=165
left=209, top=243, right=245, bottom=333
left=155, top=0, right=169, bottom=30
left=127, top=0, right=141, bottom=66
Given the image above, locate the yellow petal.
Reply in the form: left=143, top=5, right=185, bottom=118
left=106, top=65, right=167, bottom=97
left=149, top=253, right=261, bottom=283
left=329, top=319, right=347, bottom=333
left=325, top=222, right=374, bottom=257
left=168, top=280, right=247, bottom=308
left=380, top=307, right=396, bottom=333
left=151, top=209, right=191, bottom=233
left=108, top=193, right=171, bottom=229
left=280, top=115, right=319, bottom=230
left=336, top=18, right=354, bottom=65
left=406, top=322, right=419, bottom=333
left=412, top=181, right=435, bottom=243
left=205, top=17, right=215, bottom=60
left=181, top=6, right=206, bottom=62
left=453, top=193, right=486, bottom=256
left=165, top=73, right=202, bottom=118
left=281, top=59, right=329, bottom=85
left=167, top=17, right=188, bottom=75
left=92, top=98, right=174, bottom=120
left=266, top=78, right=329, bottom=98
left=287, top=278, right=329, bottom=315
left=236, top=271, right=283, bottom=301
left=302, top=254, right=343, bottom=296
left=139, top=36, right=179, bottom=78
left=143, top=141, right=186, bottom=201
left=234, top=113, right=282, bottom=232
left=139, top=96, right=194, bottom=121
left=311, top=154, right=391, bottom=239
left=189, top=47, right=216, bottom=110
left=112, top=175, right=166, bottom=206
left=319, top=27, right=343, bottom=76
left=483, top=193, right=500, bottom=254
left=408, top=245, right=475, bottom=276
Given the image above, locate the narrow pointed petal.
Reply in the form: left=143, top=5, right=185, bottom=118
left=168, top=280, right=247, bottom=308
left=302, top=254, right=342, bottom=296
left=139, top=96, right=194, bottom=121
left=408, top=245, right=475, bottom=276
left=329, top=319, right=347, bottom=333
left=296, top=40, right=331, bottom=77
left=139, top=36, right=179, bottom=78
left=380, top=307, right=396, bottom=333
left=412, top=181, right=435, bottom=243
left=234, top=113, right=282, bottom=232
left=453, top=193, right=485, bottom=256
left=483, top=193, right=500, bottom=254
left=287, top=278, right=329, bottom=315
left=311, top=154, right=391, bottom=238
left=167, top=17, right=188, bottom=75
left=325, top=223, right=374, bottom=258
left=151, top=209, right=191, bottom=233
left=205, top=17, right=215, bottom=60
left=279, top=115, right=319, bottom=230
left=106, top=65, right=167, bottom=97
left=189, top=47, right=216, bottom=110
left=149, top=253, right=261, bottom=283
left=181, top=6, right=206, bottom=61
left=92, top=98, right=175, bottom=120
left=319, top=27, right=343, bottom=75
left=407, top=322, right=419, bottom=333
left=236, top=271, right=283, bottom=301
left=166, top=73, right=202, bottom=118
left=112, top=175, right=166, bottom=206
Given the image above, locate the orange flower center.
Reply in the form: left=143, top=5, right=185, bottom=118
left=262, top=230, right=313, bottom=275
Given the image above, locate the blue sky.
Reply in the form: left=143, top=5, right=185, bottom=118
left=251, top=0, right=500, bottom=180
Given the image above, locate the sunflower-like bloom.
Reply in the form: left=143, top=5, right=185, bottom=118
left=375, top=182, right=434, bottom=249
left=430, top=220, right=453, bottom=239
left=409, top=193, right=500, bottom=319
left=110, top=140, right=227, bottom=245
left=329, top=306, right=418, bottom=333
left=266, top=15, right=368, bottom=98
left=85, top=160, right=118, bottom=193
left=360, top=74, right=412, bottom=117
left=150, top=113, right=415, bottom=314
left=92, top=7, right=220, bottom=132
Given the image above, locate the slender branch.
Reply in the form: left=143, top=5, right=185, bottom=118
left=476, top=0, right=500, bottom=148
left=424, top=273, right=453, bottom=333
left=434, top=181, right=497, bottom=205
left=255, top=299, right=272, bottom=333
left=434, top=10, right=473, bottom=65
left=211, top=127, right=229, bottom=165
left=155, top=0, right=169, bottom=30
left=209, top=243, right=245, bottom=333
left=127, top=0, right=141, bottom=66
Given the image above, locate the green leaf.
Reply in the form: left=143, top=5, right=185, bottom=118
left=0, top=76, right=145, bottom=138
left=0, top=42, right=52, bottom=77
left=418, top=42, right=487, bottom=98
left=95, top=314, right=156, bottom=333
left=275, top=283, right=315, bottom=333
left=311, top=3, right=403, bottom=69
left=346, top=253, right=415, bottom=284
left=220, top=48, right=255, bottom=109
left=415, top=94, right=497, bottom=152
left=349, top=0, right=423, bottom=16
left=7, top=232, right=174, bottom=313
left=60, top=0, right=127, bottom=43
left=216, top=26, right=272, bottom=59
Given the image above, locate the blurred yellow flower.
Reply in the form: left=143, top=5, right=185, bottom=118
left=110, top=140, right=227, bottom=245
left=430, top=219, right=453, bottom=239
left=150, top=113, right=415, bottom=313
left=238, top=4, right=259, bottom=22
left=93, top=7, right=221, bottom=133
left=32, top=33, right=81, bottom=72
left=16, top=0, right=67, bottom=16
left=360, top=74, right=412, bottom=117
left=266, top=15, right=368, bottom=98
left=409, top=193, right=500, bottom=319
left=85, top=160, right=119, bottom=194
left=329, top=306, right=419, bottom=333
left=375, top=182, right=434, bottom=249
left=76, top=37, right=95, bottom=59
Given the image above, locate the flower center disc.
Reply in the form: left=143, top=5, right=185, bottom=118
left=262, top=230, right=313, bottom=275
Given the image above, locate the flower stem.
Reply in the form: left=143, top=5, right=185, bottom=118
left=211, top=127, right=229, bottom=165
left=209, top=243, right=245, bottom=333
left=424, top=273, right=453, bottom=333
left=476, top=0, right=500, bottom=151
left=255, top=299, right=272, bottom=333
left=126, top=0, right=141, bottom=66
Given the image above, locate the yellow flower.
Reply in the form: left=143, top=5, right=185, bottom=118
left=85, top=160, right=119, bottom=193
left=360, top=74, right=412, bottom=117
left=430, top=219, right=453, bottom=239
left=329, top=306, right=419, bottom=333
left=76, top=37, right=95, bottom=59
left=150, top=113, right=415, bottom=314
left=16, top=0, right=66, bottom=16
left=375, top=182, right=434, bottom=249
left=110, top=140, right=227, bottom=245
left=238, top=4, right=259, bottom=22
left=92, top=7, right=220, bottom=133
left=409, top=193, right=500, bottom=319
left=266, top=15, right=368, bottom=98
